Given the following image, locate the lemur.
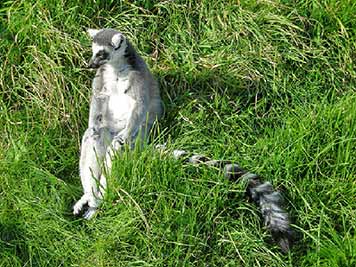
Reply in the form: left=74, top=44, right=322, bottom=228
left=73, top=28, right=163, bottom=220
left=73, top=28, right=293, bottom=252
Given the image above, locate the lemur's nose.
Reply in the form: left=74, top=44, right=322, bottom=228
left=88, top=59, right=99, bottom=69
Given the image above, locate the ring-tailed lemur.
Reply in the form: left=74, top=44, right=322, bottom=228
left=73, top=28, right=163, bottom=219
left=156, top=145, right=293, bottom=252
left=73, top=28, right=293, bottom=252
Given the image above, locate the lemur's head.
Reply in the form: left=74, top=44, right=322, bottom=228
left=87, top=28, right=127, bottom=69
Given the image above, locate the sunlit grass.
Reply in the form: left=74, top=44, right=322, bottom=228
left=0, top=0, right=355, bottom=266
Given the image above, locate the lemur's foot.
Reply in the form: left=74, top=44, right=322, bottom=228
left=73, top=194, right=98, bottom=219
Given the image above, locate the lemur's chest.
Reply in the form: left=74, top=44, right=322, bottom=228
left=108, top=82, right=135, bottom=117
left=100, top=67, right=136, bottom=126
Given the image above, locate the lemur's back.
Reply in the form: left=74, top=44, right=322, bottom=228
left=122, top=41, right=163, bottom=126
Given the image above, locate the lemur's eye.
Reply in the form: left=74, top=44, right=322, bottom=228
left=97, top=50, right=109, bottom=59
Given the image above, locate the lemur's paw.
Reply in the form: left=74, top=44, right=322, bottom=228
left=73, top=196, right=88, bottom=215
left=116, top=129, right=129, bottom=145
left=73, top=194, right=98, bottom=217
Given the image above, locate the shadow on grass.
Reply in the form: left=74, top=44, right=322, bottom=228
left=157, top=68, right=270, bottom=132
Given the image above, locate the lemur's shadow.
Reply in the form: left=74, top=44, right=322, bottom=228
left=156, top=68, right=272, bottom=140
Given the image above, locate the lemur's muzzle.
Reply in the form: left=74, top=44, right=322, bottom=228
left=88, top=59, right=100, bottom=69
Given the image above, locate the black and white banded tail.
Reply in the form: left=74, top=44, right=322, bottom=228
left=158, top=146, right=293, bottom=252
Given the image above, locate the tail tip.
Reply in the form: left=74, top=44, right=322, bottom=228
left=278, top=236, right=291, bottom=253
left=272, top=228, right=294, bottom=253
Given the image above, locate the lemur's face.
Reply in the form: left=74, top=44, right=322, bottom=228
left=87, top=28, right=127, bottom=69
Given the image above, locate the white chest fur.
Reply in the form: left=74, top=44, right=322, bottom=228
left=101, top=65, right=136, bottom=129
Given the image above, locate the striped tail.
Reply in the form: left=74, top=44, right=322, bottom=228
left=157, top=145, right=293, bottom=252
left=224, top=164, right=293, bottom=253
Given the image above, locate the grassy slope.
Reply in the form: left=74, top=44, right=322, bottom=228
left=0, top=0, right=355, bottom=266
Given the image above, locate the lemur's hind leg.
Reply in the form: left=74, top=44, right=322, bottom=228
left=73, top=128, right=110, bottom=219
left=97, top=135, right=124, bottom=197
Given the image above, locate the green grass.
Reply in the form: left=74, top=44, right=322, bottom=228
left=1, top=0, right=356, bottom=266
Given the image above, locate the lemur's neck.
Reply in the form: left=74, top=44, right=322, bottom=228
left=111, top=58, right=131, bottom=74
left=94, top=59, right=130, bottom=97
left=99, top=57, right=130, bottom=78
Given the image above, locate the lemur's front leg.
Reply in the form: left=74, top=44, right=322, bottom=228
left=73, top=128, right=108, bottom=219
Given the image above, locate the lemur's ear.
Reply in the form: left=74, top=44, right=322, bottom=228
left=111, top=33, right=124, bottom=50
left=87, top=29, right=100, bottom=39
